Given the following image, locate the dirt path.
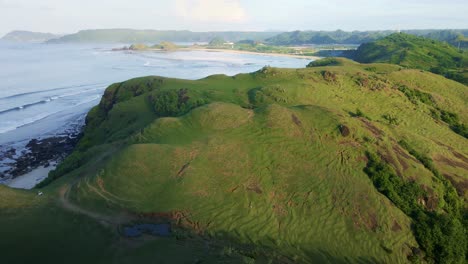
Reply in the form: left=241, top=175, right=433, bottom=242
left=59, top=185, right=133, bottom=225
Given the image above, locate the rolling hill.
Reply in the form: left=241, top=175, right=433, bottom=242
left=1, top=58, right=467, bottom=263
left=351, top=33, right=468, bottom=85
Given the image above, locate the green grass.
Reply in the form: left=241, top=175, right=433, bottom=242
left=2, top=58, right=467, bottom=263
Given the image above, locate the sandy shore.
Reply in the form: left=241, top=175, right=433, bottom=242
left=181, top=48, right=322, bottom=60
left=119, top=46, right=322, bottom=60
left=6, top=165, right=55, bottom=189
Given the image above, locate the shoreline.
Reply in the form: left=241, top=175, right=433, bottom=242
left=180, top=48, right=322, bottom=60
left=0, top=133, right=81, bottom=189
left=6, top=165, right=56, bottom=189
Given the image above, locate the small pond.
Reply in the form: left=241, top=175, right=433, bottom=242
left=123, top=223, right=171, bottom=238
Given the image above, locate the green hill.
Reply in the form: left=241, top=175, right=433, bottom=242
left=352, top=33, right=468, bottom=85
left=1, top=59, right=467, bottom=263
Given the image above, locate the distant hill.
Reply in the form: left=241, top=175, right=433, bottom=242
left=1, top=30, right=61, bottom=43
left=352, top=33, right=468, bottom=85
left=46, top=29, right=281, bottom=44
left=266, top=29, right=468, bottom=47
left=266, top=30, right=391, bottom=45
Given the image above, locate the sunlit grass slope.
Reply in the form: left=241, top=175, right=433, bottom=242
left=1, top=58, right=467, bottom=263
left=70, top=58, right=466, bottom=262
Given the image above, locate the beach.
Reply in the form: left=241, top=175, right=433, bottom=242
left=180, top=47, right=322, bottom=60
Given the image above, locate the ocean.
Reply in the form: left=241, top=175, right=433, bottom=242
left=0, top=41, right=313, bottom=185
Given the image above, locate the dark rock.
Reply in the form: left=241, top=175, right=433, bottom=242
left=3, top=132, right=82, bottom=180
left=339, top=125, right=351, bottom=137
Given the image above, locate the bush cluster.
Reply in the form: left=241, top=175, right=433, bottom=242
left=149, top=89, right=207, bottom=117
left=364, top=149, right=466, bottom=263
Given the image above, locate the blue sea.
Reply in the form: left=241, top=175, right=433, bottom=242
left=0, top=41, right=312, bottom=145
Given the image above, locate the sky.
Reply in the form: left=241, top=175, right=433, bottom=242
left=0, top=0, right=467, bottom=36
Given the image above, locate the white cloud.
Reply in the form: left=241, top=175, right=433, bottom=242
left=175, top=0, right=247, bottom=23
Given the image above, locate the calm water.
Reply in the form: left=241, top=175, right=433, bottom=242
left=0, top=41, right=312, bottom=145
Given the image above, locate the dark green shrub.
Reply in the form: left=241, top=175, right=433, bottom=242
left=437, top=110, right=468, bottom=139
left=382, top=113, right=400, bottom=125
left=398, top=85, right=436, bottom=107
left=366, top=143, right=467, bottom=263
left=306, top=58, right=342, bottom=67
left=149, top=89, right=207, bottom=117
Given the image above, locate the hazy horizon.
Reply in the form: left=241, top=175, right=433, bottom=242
left=1, top=0, right=467, bottom=36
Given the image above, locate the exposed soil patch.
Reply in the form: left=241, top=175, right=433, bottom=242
left=355, top=155, right=369, bottom=163
left=177, top=162, right=191, bottom=177
left=246, top=181, right=263, bottom=194
left=393, top=144, right=419, bottom=164
left=365, top=212, right=379, bottom=232
left=422, top=186, right=439, bottom=211
left=359, top=118, right=383, bottom=138
left=228, top=185, right=240, bottom=193
left=379, top=151, right=402, bottom=176
left=433, top=140, right=468, bottom=164
left=444, top=174, right=468, bottom=197
left=291, top=114, right=302, bottom=127
left=452, top=151, right=468, bottom=164
left=394, top=152, right=410, bottom=170
left=392, top=220, right=402, bottom=232
left=434, top=155, right=468, bottom=170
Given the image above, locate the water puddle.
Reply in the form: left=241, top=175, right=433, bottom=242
left=122, top=223, right=171, bottom=238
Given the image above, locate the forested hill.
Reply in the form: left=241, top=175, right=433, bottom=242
left=351, top=33, right=468, bottom=85
left=46, top=29, right=281, bottom=43
left=266, top=29, right=468, bottom=47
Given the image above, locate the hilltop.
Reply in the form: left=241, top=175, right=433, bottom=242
left=1, top=58, right=466, bottom=263
left=351, top=33, right=468, bottom=85
left=1, top=30, right=61, bottom=43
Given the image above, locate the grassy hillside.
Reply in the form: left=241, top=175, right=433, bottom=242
left=352, top=33, right=468, bottom=85
left=1, top=59, right=467, bottom=263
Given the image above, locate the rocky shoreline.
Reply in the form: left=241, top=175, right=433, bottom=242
left=0, top=133, right=82, bottom=185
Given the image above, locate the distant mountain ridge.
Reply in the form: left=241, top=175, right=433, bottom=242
left=266, top=29, right=468, bottom=47
left=1, top=30, right=61, bottom=43
left=46, top=29, right=282, bottom=43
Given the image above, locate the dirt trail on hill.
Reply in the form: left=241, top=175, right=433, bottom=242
left=59, top=185, right=133, bottom=225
